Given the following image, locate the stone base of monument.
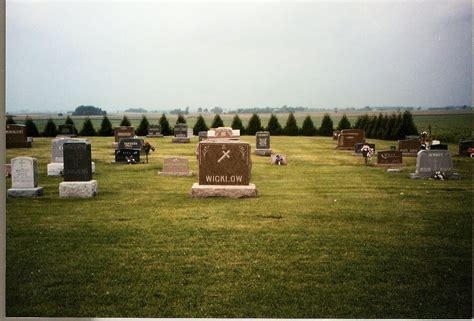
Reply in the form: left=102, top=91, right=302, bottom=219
left=191, top=183, right=257, bottom=198
left=48, top=162, right=95, bottom=176
left=172, top=137, right=191, bottom=143
left=254, top=148, right=272, bottom=156
left=7, top=187, right=43, bottom=198
left=159, top=171, right=193, bottom=176
left=409, top=172, right=461, bottom=180
left=146, top=134, right=163, bottom=138
left=59, top=180, right=98, bottom=198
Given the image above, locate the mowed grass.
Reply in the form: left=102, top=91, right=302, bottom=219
left=5, top=136, right=473, bottom=318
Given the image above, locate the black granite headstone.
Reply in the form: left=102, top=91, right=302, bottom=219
left=115, top=149, right=140, bottom=163
left=430, top=144, right=448, bottom=150
left=458, top=139, right=474, bottom=156
left=63, top=142, right=92, bottom=181
left=174, top=123, right=188, bottom=138
left=118, top=138, right=144, bottom=150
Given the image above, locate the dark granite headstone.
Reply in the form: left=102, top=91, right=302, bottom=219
left=147, top=125, right=162, bottom=137
left=174, top=123, right=188, bottom=138
left=398, top=139, right=420, bottom=154
left=6, top=124, right=30, bottom=148
left=430, top=144, right=448, bottom=150
left=256, top=131, right=271, bottom=149
left=118, top=138, right=144, bottom=150
left=355, top=143, right=375, bottom=155
left=458, top=139, right=474, bottom=156
left=115, top=149, right=140, bottom=163
left=198, top=131, right=208, bottom=142
left=114, top=126, right=135, bottom=142
left=377, top=151, right=402, bottom=165
left=57, top=124, right=76, bottom=137
left=405, top=135, right=419, bottom=140
left=197, top=140, right=251, bottom=185
left=336, top=129, right=365, bottom=149
left=63, top=142, right=92, bottom=181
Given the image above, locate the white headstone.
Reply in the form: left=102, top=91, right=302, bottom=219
left=11, top=157, right=37, bottom=189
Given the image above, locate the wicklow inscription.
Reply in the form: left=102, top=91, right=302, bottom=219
left=198, top=140, right=251, bottom=185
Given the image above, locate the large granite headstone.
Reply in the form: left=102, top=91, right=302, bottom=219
left=458, top=139, right=474, bottom=157
left=336, top=129, right=365, bottom=150
left=114, top=149, right=141, bottom=163
left=57, top=124, right=76, bottom=137
left=198, top=131, right=208, bottom=142
left=47, top=138, right=95, bottom=176
left=114, top=126, right=135, bottom=142
left=159, top=157, right=192, bottom=176
left=255, top=131, right=272, bottom=156
left=398, top=139, right=420, bottom=156
left=191, top=140, right=257, bottom=198
left=430, top=143, right=448, bottom=150
left=146, top=125, right=163, bottom=138
left=7, top=157, right=43, bottom=197
left=118, top=138, right=144, bottom=150
left=60, top=141, right=97, bottom=197
left=376, top=151, right=403, bottom=166
left=172, top=123, right=190, bottom=143
left=410, top=150, right=460, bottom=179
left=6, top=124, right=31, bottom=148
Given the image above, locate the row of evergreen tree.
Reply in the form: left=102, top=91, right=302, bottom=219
left=7, top=111, right=417, bottom=139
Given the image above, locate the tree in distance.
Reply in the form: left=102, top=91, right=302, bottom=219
left=301, top=115, right=317, bottom=136
left=246, top=113, right=263, bottom=135
left=337, top=114, right=351, bottom=130
left=6, top=115, right=16, bottom=124
left=24, top=117, right=39, bottom=137
left=79, top=118, right=96, bottom=136
left=283, top=112, right=299, bottom=136
left=211, top=114, right=224, bottom=128
left=72, top=105, right=106, bottom=116
left=136, top=115, right=149, bottom=136
left=159, top=114, right=172, bottom=135
left=42, top=118, right=58, bottom=137
left=193, top=115, right=209, bottom=135
left=266, top=113, right=282, bottom=135
left=399, top=110, right=418, bottom=138
left=319, top=113, right=334, bottom=136
left=231, top=114, right=245, bottom=135
left=120, top=116, right=131, bottom=127
left=98, top=115, right=114, bottom=136
left=176, top=114, right=186, bottom=124
left=65, top=115, right=78, bottom=134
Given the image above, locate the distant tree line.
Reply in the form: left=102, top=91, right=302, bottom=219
left=13, top=111, right=418, bottom=139
left=72, top=105, right=106, bottom=116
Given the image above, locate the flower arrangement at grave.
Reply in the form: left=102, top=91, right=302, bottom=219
left=143, top=142, right=155, bottom=163
left=432, top=171, right=445, bottom=180
left=360, top=144, right=374, bottom=165
left=275, top=154, right=284, bottom=166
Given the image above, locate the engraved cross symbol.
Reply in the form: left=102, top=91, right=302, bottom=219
left=217, top=150, right=230, bottom=163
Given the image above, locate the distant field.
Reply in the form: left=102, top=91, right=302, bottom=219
left=8, top=110, right=474, bottom=143
left=6, top=135, right=473, bottom=318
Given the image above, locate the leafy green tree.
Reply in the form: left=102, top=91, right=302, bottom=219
left=79, top=118, right=96, bottom=136
left=230, top=114, right=245, bottom=135
left=42, top=118, right=58, bottom=137
left=65, top=115, right=78, bottom=134
left=159, top=114, right=172, bottom=135
left=283, top=112, right=299, bottom=136
left=120, top=116, right=131, bottom=127
left=176, top=114, right=186, bottom=124
left=211, top=114, right=224, bottom=128
left=98, top=115, right=114, bottom=136
left=246, top=113, right=263, bottom=135
left=398, top=110, right=418, bottom=138
left=318, top=113, right=334, bottom=136
left=72, top=105, right=106, bottom=116
left=266, top=113, right=282, bottom=135
left=301, top=115, right=317, bottom=136
left=24, top=117, right=39, bottom=137
left=6, top=115, right=16, bottom=124
left=136, top=115, right=149, bottom=136
left=193, top=115, right=209, bottom=135
left=336, top=114, right=351, bottom=130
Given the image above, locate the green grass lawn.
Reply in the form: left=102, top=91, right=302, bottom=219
left=5, top=136, right=473, bottom=318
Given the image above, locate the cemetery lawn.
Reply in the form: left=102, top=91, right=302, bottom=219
left=5, top=136, right=473, bottom=318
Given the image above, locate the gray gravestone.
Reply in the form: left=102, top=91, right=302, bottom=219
left=198, top=131, right=208, bottom=142
left=57, top=124, right=76, bottom=137
left=255, top=131, right=272, bottom=156
left=159, top=157, right=192, bottom=176
left=410, top=150, right=460, bottom=179
left=7, top=157, right=43, bottom=197
left=172, top=123, right=190, bottom=143
left=63, top=142, right=93, bottom=181
left=146, top=125, right=163, bottom=137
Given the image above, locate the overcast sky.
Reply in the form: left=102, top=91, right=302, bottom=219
left=6, top=0, right=472, bottom=112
